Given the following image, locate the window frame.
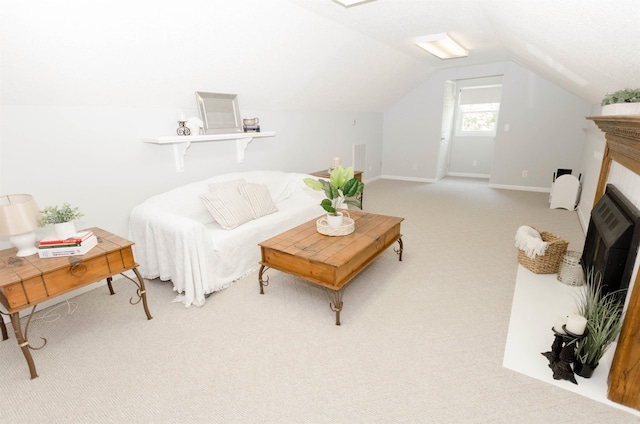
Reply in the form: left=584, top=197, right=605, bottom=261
left=455, top=102, right=500, bottom=137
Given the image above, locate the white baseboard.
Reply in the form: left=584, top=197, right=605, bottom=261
left=447, top=172, right=490, bottom=179
left=362, top=175, right=382, bottom=184
left=380, top=174, right=436, bottom=183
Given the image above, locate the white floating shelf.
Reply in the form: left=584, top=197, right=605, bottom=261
left=141, top=131, right=275, bottom=172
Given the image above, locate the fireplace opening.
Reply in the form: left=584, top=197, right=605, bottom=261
left=582, top=184, right=640, bottom=300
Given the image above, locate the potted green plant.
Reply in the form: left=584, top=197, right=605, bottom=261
left=601, top=88, right=640, bottom=116
left=573, top=269, right=625, bottom=378
left=39, top=202, right=84, bottom=239
left=303, top=165, right=364, bottom=227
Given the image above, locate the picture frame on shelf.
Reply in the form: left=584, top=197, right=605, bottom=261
left=195, top=92, right=243, bottom=134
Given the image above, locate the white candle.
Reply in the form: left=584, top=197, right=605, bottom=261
left=178, top=111, right=187, bottom=122
left=565, top=314, right=587, bottom=335
left=553, top=315, right=567, bottom=334
left=332, top=157, right=341, bottom=168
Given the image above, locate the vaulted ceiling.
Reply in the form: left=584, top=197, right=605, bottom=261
left=288, top=0, right=640, bottom=105
left=2, top=0, right=639, bottom=112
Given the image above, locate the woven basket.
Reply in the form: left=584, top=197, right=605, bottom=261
left=557, top=250, right=584, bottom=286
left=517, top=229, right=569, bottom=274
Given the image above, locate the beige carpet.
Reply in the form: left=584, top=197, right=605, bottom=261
left=1, top=177, right=638, bottom=423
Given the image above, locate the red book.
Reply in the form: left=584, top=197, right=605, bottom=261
left=38, top=230, right=94, bottom=247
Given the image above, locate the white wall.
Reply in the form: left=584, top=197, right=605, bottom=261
left=381, top=63, right=511, bottom=182
left=1, top=1, right=393, bottom=244
left=382, top=61, right=593, bottom=187
left=492, top=62, right=592, bottom=189
left=575, top=105, right=608, bottom=229
left=0, top=105, right=381, bottom=244
left=448, top=135, right=494, bottom=177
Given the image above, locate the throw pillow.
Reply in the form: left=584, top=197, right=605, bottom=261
left=200, top=188, right=253, bottom=230
left=238, top=182, right=278, bottom=219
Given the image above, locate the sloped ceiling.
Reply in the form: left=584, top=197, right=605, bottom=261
left=1, top=0, right=639, bottom=112
left=288, top=0, right=640, bottom=105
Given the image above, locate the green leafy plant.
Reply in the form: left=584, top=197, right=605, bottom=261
left=38, top=202, right=84, bottom=226
left=574, top=269, right=625, bottom=367
left=601, top=88, right=640, bottom=106
left=303, top=165, right=364, bottom=215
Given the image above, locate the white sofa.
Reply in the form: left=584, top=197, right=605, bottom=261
left=129, top=170, right=325, bottom=307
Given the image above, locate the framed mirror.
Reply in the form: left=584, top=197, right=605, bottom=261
left=195, top=92, right=243, bottom=134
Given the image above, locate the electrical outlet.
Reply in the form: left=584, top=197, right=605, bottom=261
left=522, top=170, right=528, bottom=177
left=412, top=163, right=418, bottom=171
left=472, top=160, right=478, bottom=166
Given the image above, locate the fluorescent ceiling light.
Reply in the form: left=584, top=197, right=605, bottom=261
left=332, top=0, right=376, bottom=7
left=415, top=33, right=468, bottom=60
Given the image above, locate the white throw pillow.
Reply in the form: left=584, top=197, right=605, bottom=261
left=238, top=182, right=278, bottom=219
left=200, top=188, right=253, bottom=230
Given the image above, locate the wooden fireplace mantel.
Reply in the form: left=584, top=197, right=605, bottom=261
left=587, top=114, right=640, bottom=411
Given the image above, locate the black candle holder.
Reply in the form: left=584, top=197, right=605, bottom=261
left=177, top=121, right=191, bottom=136
left=541, top=325, right=587, bottom=385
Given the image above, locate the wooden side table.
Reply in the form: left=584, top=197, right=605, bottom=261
left=310, top=169, right=364, bottom=207
left=0, top=227, right=152, bottom=379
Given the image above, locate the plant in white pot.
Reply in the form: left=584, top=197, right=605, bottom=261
left=601, top=88, right=640, bottom=116
left=304, top=165, right=364, bottom=227
left=39, top=202, right=84, bottom=240
left=573, top=269, right=625, bottom=378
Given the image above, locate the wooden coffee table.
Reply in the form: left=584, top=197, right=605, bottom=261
left=258, top=210, right=403, bottom=325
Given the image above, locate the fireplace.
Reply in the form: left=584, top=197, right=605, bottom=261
left=587, top=115, right=640, bottom=410
left=582, top=184, right=640, bottom=298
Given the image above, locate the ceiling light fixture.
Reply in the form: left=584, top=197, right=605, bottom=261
left=415, top=33, right=468, bottom=60
left=332, top=0, right=376, bottom=7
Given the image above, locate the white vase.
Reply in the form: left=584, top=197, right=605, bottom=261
left=326, top=212, right=344, bottom=227
left=54, top=221, right=77, bottom=240
left=602, top=103, right=640, bottom=116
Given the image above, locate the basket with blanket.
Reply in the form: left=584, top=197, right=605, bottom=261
left=515, top=225, right=569, bottom=274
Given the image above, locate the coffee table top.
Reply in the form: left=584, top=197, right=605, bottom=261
left=259, top=210, right=403, bottom=289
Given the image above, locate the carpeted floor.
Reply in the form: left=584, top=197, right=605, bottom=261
left=1, top=177, right=638, bottom=423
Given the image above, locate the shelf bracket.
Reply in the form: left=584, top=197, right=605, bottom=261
left=172, top=142, right=192, bottom=173
left=236, top=137, right=253, bottom=163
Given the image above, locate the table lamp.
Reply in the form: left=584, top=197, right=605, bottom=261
left=0, top=194, right=40, bottom=257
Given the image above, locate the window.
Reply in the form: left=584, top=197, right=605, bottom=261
left=455, top=84, right=502, bottom=136
left=459, top=103, right=500, bottom=132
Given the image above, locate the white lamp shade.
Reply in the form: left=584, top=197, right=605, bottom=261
left=0, top=194, right=40, bottom=235
left=415, top=33, right=469, bottom=59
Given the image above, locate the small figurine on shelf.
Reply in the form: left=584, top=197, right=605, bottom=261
left=177, top=112, right=190, bottom=136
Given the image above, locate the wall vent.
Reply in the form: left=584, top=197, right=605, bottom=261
left=353, top=144, right=366, bottom=172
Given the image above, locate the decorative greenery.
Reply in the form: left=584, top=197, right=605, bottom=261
left=573, top=269, right=625, bottom=367
left=38, top=202, right=84, bottom=226
left=601, top=88, right=640, bottom=106
left=303, top=165, right=364, bottom=216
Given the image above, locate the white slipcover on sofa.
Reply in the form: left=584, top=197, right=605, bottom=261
left=129, top=170, right=325, bottom=307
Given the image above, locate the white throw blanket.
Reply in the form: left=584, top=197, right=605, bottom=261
left=515, top=225, right=548, bottom=259
left=129, top=171, right=325, bottom=307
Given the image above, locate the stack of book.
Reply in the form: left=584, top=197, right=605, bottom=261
left=243, top=124, right=260, bottom=133
left=37, top=230, right=98, bottom=258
